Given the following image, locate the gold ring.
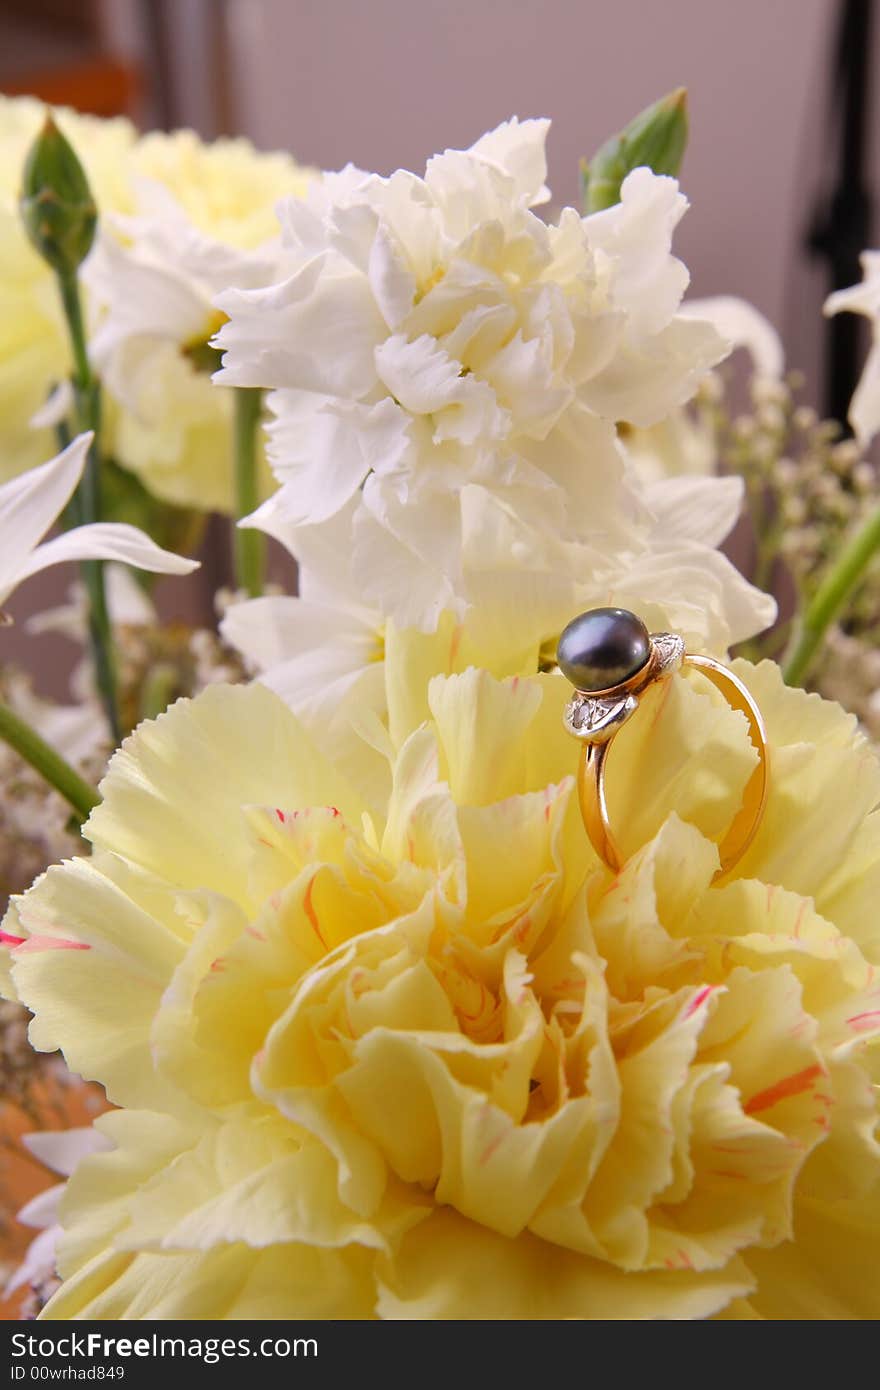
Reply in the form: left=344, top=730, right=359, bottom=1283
left=557, top=607, right=769, bottom=881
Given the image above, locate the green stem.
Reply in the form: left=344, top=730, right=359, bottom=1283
left=783, top=503, right=880, bottom=686
left=0, top=703, right=99, bottom=823
left=56, top=269, right=120, bottom=742
left=752, top=520, right=782, bottom=597
left=233, top=387, right=265, bottom=598
left=57, top=269, right=90, bottom=393
left=138, top=662, right=179, bottom=723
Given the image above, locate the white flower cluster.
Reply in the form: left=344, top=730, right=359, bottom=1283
left=209, top=119, right=774, bottom=724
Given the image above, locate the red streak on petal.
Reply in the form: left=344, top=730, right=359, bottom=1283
left=275, top=808, right=286, bottom=823
left=14, top=934, right=89, bottom=955
left=328, top=806, right=341, bottom=819
left=793, top=901, right=807, bottom=939
left=303, top=875, right=328, bottom=951
left=479, top=1130, right=506, bottom=1166
left=210, top=959, right=225, bottom=973
left=448, top=624, right=463, bottom=670
left=0, top=930, right=25, bottom=948
left=683, top=984, right=714, bottom=1019
left=514, top=914, right=532, bottom=944
left=744, top=1063, right=825, bottom=1115
left=847, top=1010, right=880, bottom=1033
left=245, top=926, right=266, bottom=941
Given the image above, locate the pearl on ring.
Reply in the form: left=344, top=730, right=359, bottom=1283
left=556, top=607, right=651, bottom=692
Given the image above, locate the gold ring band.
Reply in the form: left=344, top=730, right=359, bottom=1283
left=577, top=655, right=768, bottom=880
left=558, top=611, right=769, bottom=883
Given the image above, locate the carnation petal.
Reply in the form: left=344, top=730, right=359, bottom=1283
left=86, top=683, right=365, bottom=913
left=376, top=1208, right=754, bottom=1319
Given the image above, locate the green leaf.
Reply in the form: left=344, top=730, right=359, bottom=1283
left=581, top=88, right=689, bottom=214
left=20, top=113, right=97, bottom=275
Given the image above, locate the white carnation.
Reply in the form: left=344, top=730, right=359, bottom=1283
left=214, top=118, right=731, bottom=627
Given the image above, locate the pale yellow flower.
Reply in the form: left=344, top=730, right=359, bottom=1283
left=130, top=129, right=313, bottom=250
left=0, top=98, right=135, bottom=479
left=0, top=97, right=313, bottom=511
left=84, top=129, right=316, bottom=513
left=2, top=640, right=879, bottom=1319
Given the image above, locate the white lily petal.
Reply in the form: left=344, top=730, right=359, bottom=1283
left=824, top=250, right=880, bottom=320
left=681, top=295, right=784, bottom=378
left=15, top=523, right=199, bottom=588
left=4, top=671, right=106, bottom=764
left=16, top=1186, right=64, bottom=1233
left=23, top=1126, right=111, bottom=1178
left=29, top=380, right=75, bottom=431
left=846, top=341, right=880, bottom=446
left=824, top=251, right=880, bottom=444
left=4, top=1224, right=60, bottom=1295
left=0, top=433, right=91, bottom=603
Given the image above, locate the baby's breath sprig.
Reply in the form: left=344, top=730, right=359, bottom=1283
left=702, top=370, right=879, bottom=720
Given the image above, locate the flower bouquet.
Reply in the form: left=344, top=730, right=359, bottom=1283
left=1, top=90, right=879, bottom=1321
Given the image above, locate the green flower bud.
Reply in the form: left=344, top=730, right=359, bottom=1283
left=581, top=88, right=689, bottom=214
left=19, top=113, right=97, bottom=276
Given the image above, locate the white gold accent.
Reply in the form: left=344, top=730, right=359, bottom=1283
left=651, top=631, right=686, bottom=676
left=561, top=631, right=685, bottom=745
left=563, top=691, right=639, bottom=743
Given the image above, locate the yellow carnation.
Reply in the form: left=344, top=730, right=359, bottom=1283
left=2, top=639, right=879, bottom=1319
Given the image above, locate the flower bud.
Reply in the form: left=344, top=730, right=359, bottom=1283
left=19, top=114, right=97, bottom=276
left=581, top=88, right=689, bottom=214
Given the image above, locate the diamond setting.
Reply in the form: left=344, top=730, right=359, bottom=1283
left=563, top=691, right=639, bottom=744
left=561, top=630, right=686, bottom=744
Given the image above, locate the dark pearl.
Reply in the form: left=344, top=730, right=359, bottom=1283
left=557, top=607, right=650, bottom=692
